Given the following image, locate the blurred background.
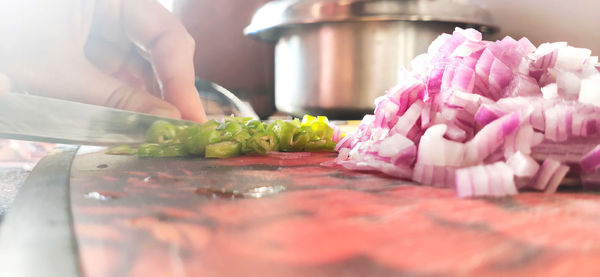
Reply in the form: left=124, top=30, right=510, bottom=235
left=165, top=0, right=600, bottom=119
left=172, top=0, right=275, bottom=118
left=481, top=0, right=600, bottom=53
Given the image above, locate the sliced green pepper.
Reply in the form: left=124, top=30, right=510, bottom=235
left=278, top=121, right=298, bottom=151
left=309, top=121, right=334, bottom=141
left=224, top=121, right=243, bottom=135
left=135, top=115, right=339, bottom=159
left=301, top=114, right=329, bottom=126
left=145, top=120, right=177, bottom=143
left=185, top=128, right=223, bottom=155
left=157, top=144, right=188, bottom=157
left=233, top=129, right=252, bottom=153
left=304, top=139, right=336, bottom=152
left=174, top=125, right=199, bottom=143
left=137, top=143, right=162, bottom=157
left=291, top=126, right=312, bottom=151
left=225, top=116, right=253, bottom=125
left=106, top=144, right=136, bottom=155
left=247, top=131, right=279, bottom=154
left=205, top=141, right=242, bottom=158
left=246, top=120, right=265, bottom=134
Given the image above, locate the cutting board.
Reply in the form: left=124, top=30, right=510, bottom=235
left=67, top=149, right=600, bottom=276
left=4, top=147, right=600, bottom=276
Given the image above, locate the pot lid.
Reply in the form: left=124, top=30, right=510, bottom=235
left=244, top=0, right=498, bottom=42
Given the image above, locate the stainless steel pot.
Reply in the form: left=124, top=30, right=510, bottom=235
left=245, top=0, right=498, bottom=119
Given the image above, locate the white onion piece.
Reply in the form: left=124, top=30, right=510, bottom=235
left=529, top=159, right=561, bottom=190
left=474, top=104, right=503, bottom=126
left=518, top=37, right=536, bottom=54
left=532, top=132, right=545, bottom=145
left=506, top=151, right=540, bottom=177
left=545, top=165, right=570, bottom=194
left=578, top=75, right=600, bottom=107
left=390, top=100, right=424, bottom=136
left=377, top=134, right=416, bottom=165
left=485, top=162, right=506, bottom=196
left=446, top=90, right=493, bottom=114
left=334, top=135, right=352, bottom=152
left=417, top=124, right=465, bottom=166
left=503, top=74, right=541, bottom=97
left=504, top=125, right=537, bottom=157
left=515, top=125, right=537, bottom=154
left=464, top=112, right=520, bottom=165
left=455, top=162, right=516, bottom=197
left=530, top=42, right=566, bottom=69
left=455, top=168, right=473, bottom=197
left=556, top=71, right=580, bottom=99
left=580, top=144, right=600, bottom=173
left=428, top=33, right=451, bottom=56
left=411, top=54, right=430, bottom=76
left=556, top=46, right=592, bottom=71
left=413, top=163, right=456, bottom=187
left=541, top=83, right=558, bottom=99
left=471, top=165, right=489, bottom=196
left=498, top=163, right=518, bottom=195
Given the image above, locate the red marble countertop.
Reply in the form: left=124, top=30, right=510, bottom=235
left=70, top=151, right=600, bottom=277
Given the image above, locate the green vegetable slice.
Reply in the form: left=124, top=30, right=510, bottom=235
left=137, top=143, right=162, bottom=158
left=145, top=120, right=177, bottom=143
left=185, top=128, right=222, bottom=155
left=205, top=141, right=242, bottom=158
left=246, top=131, right=279, bottom=154
left=106, top=145, right=136, bottom=155
left=130, top=115, right=339, bottom=159
left=157, top=144, right=188, bottom=157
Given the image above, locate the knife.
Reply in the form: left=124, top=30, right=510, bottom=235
left=0, top=92, right=197, bottom=146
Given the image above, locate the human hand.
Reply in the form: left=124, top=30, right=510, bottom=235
left=0, top=0, right=206, bottom=122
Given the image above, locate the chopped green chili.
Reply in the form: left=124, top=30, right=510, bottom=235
left=106, top=145, right=136, bottom=155
left=116, top=115, right=339, bottom=158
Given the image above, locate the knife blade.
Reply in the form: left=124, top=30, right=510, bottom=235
left=0, top=92, right=197, bottom=146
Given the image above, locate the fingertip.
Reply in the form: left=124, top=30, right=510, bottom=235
left=163, top=84, right=207, bottom=123
left=181, top=104, right=207, bottom=123
left=147, top=106, right=182, bottom=119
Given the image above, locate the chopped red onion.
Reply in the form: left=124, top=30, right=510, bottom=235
left=454, top=162, right=516, bottom=197
left=580, top=144, right=600, bottom=173
left=528, top=158, right=561, bottom=191
left=332, top=27, right=600, bottom=197
left=545, top=165, right=570, bottom=194
left=506, top=151, right=539, bottom=177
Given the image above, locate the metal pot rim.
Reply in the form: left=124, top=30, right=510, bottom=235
left=244, top=0, right=498, bottom=42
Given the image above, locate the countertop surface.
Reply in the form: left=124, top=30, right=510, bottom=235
left=63, top=149, right=600, bottom=277
left=0, top=140, right=52, bottom=220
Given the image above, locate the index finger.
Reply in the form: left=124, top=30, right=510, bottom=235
left=120, top=0, right=206, bottom=122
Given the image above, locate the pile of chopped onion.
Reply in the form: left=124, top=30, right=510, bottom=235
left=332, top=27, right=600, bottom=197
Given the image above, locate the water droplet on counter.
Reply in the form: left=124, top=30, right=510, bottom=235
left=242, top=185, right=286, bottom=198
left=195, top=185, right=285, bottom=199
left=195, top=187, right=239, bottom=199
left=84, top=191, right=121, bottom=201
left=97, top=164, right=109, bottom=169
left=143, top=176, right=152, bottom=182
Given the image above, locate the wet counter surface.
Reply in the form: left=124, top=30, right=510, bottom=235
left=64, top=149, right=600, bottom=277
